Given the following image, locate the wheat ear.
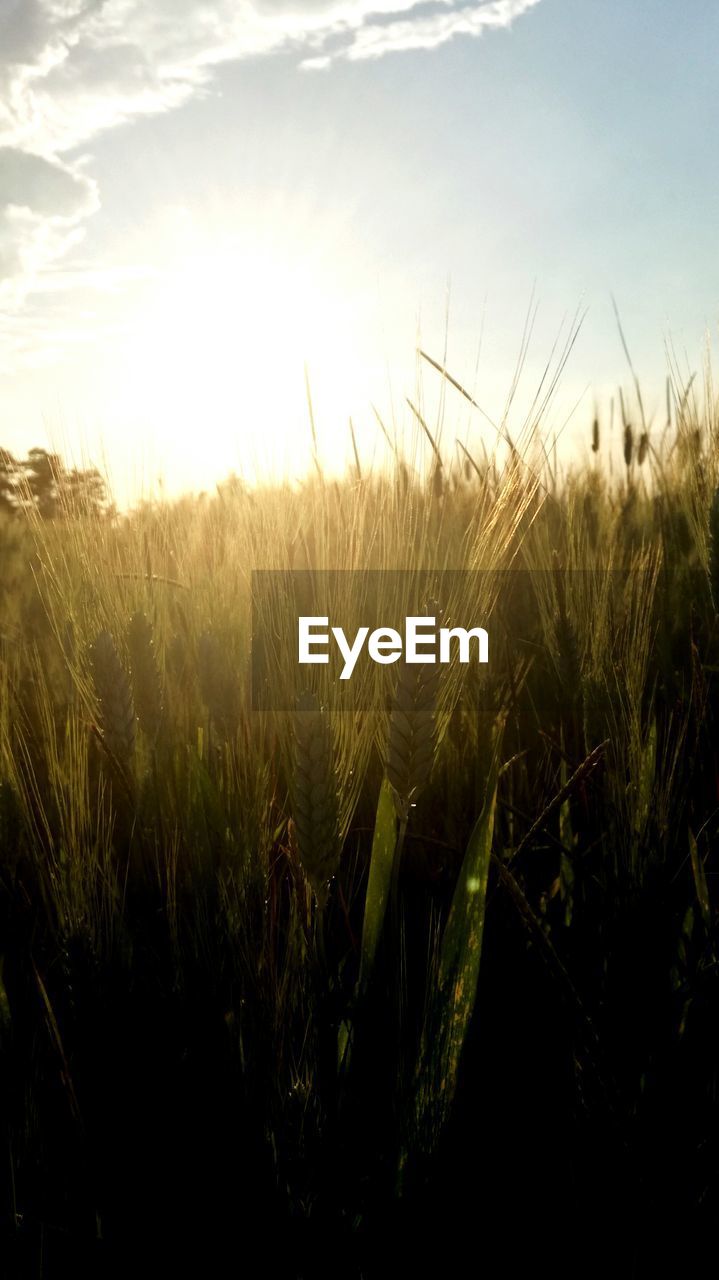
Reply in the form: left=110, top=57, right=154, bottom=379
left=90, top=630, right=136, bottom=767
left=386, top=660, right=440, bottom=822
left=293, top=690, right=340, bottom=907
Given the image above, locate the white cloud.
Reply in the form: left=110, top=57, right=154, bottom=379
left=0, top=146, right=99, bottom=303
left=0, top=1, right=541, bottom=306
left=0, top=146, right=96, bottom=217
left=319, top=0, right=544, bottom=63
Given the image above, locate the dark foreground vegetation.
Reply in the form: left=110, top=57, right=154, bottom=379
left=1, top=390, right=719, bottom=1276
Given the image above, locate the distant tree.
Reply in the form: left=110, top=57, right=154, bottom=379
left=0, top=449, right=18, bottom=513
left=0, top=445, right=110, bottom=518
left=21, top=447, right=62, bottom=517
left=59, top=462, right=108, bottom=517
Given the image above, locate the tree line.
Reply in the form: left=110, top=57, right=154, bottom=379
left=0, top=446, right=108, bottom=518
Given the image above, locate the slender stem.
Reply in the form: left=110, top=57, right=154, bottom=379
left=390, top=815, right=408, bottom=920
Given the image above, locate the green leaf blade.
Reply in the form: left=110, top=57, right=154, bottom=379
left=358, top=774, right=398, bottom=993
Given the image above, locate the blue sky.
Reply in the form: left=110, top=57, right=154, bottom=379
left=1, top=0, right=717, bottom=498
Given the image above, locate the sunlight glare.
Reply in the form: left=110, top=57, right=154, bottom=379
left=116, top=243, right=376, bottom=490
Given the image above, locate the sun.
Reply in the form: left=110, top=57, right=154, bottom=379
left=113, top=241, right=375, bottom=491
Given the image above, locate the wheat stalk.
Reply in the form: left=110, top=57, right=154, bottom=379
left=708, top=486, right=719, bottom=614
left=127, top=611, right=163, bottom=740
left=90, top=630, right=136, bottom=767
left=293, top=690, right=340, bottom=907
left=552, top=555, right=581, bottom=697
left=198, top=629, right=221, bottom=714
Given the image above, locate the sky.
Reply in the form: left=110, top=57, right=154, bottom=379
left=1, top=0, right=718, bottom=502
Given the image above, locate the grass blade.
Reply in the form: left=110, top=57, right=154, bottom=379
left=358, top=774, right=398, bottom=993
left=437, top=720, right=502, bottom=1069
left=407, top=717, right=504, bottom=1166
left=689, top=829, right=711, bottom=929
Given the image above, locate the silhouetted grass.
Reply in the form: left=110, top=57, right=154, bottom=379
left=1, top=368, right=719, bottom=1276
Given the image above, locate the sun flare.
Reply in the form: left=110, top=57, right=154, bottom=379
left=115, top=243, right=376, bottom=489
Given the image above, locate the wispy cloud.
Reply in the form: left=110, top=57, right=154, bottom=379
left=0, top=147, right=99, bottom=306
left=301, top=1, right=543, bottom=68
left=0, top=1, right=541, bottom=311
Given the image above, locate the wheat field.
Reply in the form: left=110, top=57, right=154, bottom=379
left=1, top=366, right=718, bottom=1275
